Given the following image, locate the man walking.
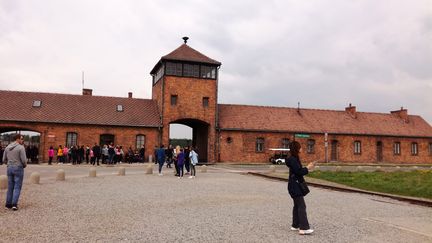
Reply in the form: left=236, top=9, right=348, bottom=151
left=2, top=134, right=27, bottom=211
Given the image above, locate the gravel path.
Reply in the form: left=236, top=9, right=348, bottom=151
left=1, top=168, right=431, bottom=242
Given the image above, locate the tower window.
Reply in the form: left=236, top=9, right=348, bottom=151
left=202, top=97, right=209, bottom=107
left=166, top=62, right=182, bottom=76
left=184, top=64, right=200, bottom=77
left=171, top=95, right=178, bottom=106
left=201, top=65, right=216, bottom=79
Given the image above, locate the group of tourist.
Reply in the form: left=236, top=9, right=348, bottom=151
left=155, top=145, right=198, bottom=178
left=48, top=143, right=146, bottom=166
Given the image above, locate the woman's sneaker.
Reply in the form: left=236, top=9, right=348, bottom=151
left=12, top=206, right=18, bottom=211
left=290, top=227, right=299, bottom=231
left=299, top=229, right=314, bottom=235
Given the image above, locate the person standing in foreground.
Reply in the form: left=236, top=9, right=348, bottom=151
left=3, top=134, right=27, bottom=211
left=286, top=141, right=315, bottom=235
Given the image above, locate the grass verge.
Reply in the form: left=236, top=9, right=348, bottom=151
left=306, top=170, right=432, bottom=199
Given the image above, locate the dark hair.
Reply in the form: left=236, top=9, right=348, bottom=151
left=289, top=141, right=301, bottom=158
left=13, top=134, right=22, bottom=141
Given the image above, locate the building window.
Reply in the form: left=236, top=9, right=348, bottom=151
left=307, top=139, right=315, bottom=153
left=116, top=105, right=123, bottom=112
left=411, top=142, right=418, bottom=156
left=282, top=138, right=290, bottom=149
left=202, top=97, right=209, bottom=107
left=66, top=132, right=77, bottom=147
left=201, top=65, right=216, bottom=79
left=32, top=100, right=42, bottom=107
left=136, top=135, right=145, bottom=150
left=354, top=141, right=361, bottom=155
left=256, top=138, right=264, bottom=152
left=429, top=143, right=432, bottom=156
left=393, top=142, right=401, bottom=155
left=171, top=95, right=178, bottom=106
left=166, top=62, right=182, bottom=76
left=183, top=64, right=200, bottom=77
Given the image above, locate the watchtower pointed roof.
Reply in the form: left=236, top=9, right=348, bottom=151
left=150, top=38, right=221, bottom=74
left=161, top=43, right=221, bottom=65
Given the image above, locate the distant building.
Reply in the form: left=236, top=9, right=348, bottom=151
left=1, top=39, right=432, bottom=163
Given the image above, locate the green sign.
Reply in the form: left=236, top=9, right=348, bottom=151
left=295, top=134, right=310, bottom=138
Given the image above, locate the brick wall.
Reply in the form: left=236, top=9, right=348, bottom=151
left=218, top=130, right=432, bottom=164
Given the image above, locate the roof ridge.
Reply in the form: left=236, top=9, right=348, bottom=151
left=218, top=103, right=421, bottom=117
left=0, top=89, right=153, bottom=101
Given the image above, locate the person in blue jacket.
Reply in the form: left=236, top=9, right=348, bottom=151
left=286, top=141, right=316, bottom=235
left=156, top=145, right=166, bottom=176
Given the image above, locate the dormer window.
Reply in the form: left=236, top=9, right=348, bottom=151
left=32, top=100, right=42, bottom=107
left=116, top=105, right=124, bottom=112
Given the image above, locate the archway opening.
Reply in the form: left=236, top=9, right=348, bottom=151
left=0, top=128, right=41, bottom=164
left=169, top=119, right=209, bottom=162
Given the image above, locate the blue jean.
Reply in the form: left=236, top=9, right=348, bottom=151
left=6, top=166, right=24, bottom=207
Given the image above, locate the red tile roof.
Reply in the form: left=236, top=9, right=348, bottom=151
left=162, top=44, right=221, bottom=65
left=0, top=90, right=160, bottom=127
left=218, top=104, right=432, bottom=137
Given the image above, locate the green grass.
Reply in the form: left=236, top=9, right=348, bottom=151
left=306, top=170, right=432, bottom=199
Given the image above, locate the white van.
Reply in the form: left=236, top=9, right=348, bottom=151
left=268, top=148, right=290, bottom=164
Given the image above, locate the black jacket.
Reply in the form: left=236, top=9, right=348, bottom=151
left=286, top=156, right=309, bottom=198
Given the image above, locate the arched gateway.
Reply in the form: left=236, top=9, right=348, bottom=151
left=150, top=37, right=221, bottom=163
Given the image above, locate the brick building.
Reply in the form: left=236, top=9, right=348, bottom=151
left=1, top=39, right=432, bottom=164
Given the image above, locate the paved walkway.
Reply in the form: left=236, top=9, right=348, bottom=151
left=1, top=165, right=431, bottom=242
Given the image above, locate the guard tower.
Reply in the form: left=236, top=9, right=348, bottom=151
left=150, top=37, right=221, bottom=162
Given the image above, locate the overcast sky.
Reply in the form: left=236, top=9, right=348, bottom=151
left=1, top=0, right=431, bottom=138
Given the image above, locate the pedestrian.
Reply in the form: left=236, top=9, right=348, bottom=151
left=184, top=146, right=190, bottom=174
left=48, top=146, right=54, bottom=165
left=108, top=143, right=115, bottom=165
left=85, top=146, right=90, bottom=164
left=165, top=144, right=173, bottom=168
left=3, top=134, right=27, bottom=211
left=71, top=145, right=78, bottom=165
left=93, top=143, right=101, bottom=166
left=174, top=145, right=180, bottom=176
left=102, top=144, right=109, bottom=164
left=177, top=148, right=185, bottom=178
left=139, top=145, right=145, bottom=163
left=189, top=147, right=198, bottom=178
left=62, top=146, right=69, bottom=163
left=57, top=145, right=63, bottom=163
left=78, top=145, right=85, bottom=164
left=286, top=141, right=315, bottom=235
left=90, top=148, right=95, bottom=165
left=156, top=145, right=166, bottom=176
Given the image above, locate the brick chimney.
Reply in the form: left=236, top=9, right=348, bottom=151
left=345, top=103, right=356, bottom=118
left=391, top=107, right=409, bottom=122
left=82, top=88, right=93, bottom=96
left=128, top=92, right=133, bottom=98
